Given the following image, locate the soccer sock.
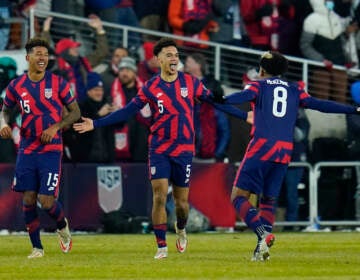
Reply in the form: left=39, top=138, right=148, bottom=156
left=259, top=196, right=276, bottom=233
left=23, top=203, right=43, bottom=249
left=176, top=217, right=187, bottom=230
left=153, top=223, right=167, bottom=248
left=44, top=201, right=66, bottom=230
left=232, top=196, right=266, bottom=240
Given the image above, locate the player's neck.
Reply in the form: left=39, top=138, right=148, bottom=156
left=27, top=71, right=46, bottom=82
left=160, top=72, right=178, bottom=83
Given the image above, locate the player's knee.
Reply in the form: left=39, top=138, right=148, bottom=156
left=23, top=192, right=37, bottom=205
left=174, top=197, right=188, bottom=210
left=152, top=193, right=167, bottom=208
left=38, top=195, right=55, bottom=209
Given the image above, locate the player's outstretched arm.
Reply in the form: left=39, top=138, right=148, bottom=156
left=0, top=105, right=13, bottom=139
left=73, top=117, right=94, bottom=133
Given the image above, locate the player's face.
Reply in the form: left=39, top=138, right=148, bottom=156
left=157, top=46, right=179, bottom=76
left=27, top=46, right=49, bottom=74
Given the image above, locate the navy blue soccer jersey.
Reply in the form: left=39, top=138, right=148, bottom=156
left=4, top=71, right=75, bottom=154
left=94, top=72, right=211, bottom=156
left=225, top=77, right=357, bottom=163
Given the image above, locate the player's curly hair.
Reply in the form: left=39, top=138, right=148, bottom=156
left=25, top=37, right=50, bottom=54
left=153, top=37, right=177, bottom=56
left=259, top=51, right=288, bottom=76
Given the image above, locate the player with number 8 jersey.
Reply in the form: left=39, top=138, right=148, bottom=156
left=218, top=50, right=360, bottom=261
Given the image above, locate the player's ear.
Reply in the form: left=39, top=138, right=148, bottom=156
left=25, top=54, right=30, bottom=62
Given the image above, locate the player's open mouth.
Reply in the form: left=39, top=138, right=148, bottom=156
left=38, top=62, right=46, bottom=67
left=170, top=64, right=177, bottom=71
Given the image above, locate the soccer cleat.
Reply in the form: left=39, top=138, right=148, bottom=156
left=251, top=233, right=275, bottom=261
left=57, top=217, right=72, bottom=253
left=28, top=248, right=44, bottom=259
left=154, top=247, right=168, bottom=259
left=175, top=222, right=188, bottom=253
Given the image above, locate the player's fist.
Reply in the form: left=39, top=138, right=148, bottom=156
left=0, top=125, right=12, bottom=139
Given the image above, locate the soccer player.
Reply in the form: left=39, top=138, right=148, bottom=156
left=216, top=51, right=360, bottom=261
left=73, top=37, right=250, bottom=259
left=0, top=37, right=81, bottom=258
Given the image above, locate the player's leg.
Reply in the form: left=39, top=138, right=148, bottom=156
left=12, top=153, right=44, bottom=258
left=151, top=178, right=169, bottom=259
left=231, top=159, right=272, bottom=261
left=23, top=191, right=44, bottom=258
left=172, top=185, right=189, bottom=253
left=38, top=152, right=72, bottom=253
left=149, top=153, right=171, bottom=259
left=171, top=155, right=192, bottom=253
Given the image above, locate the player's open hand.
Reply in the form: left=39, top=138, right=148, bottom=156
left=73, top=117, right=94, bottom=133
left=0, top=125, right=12, bottom=139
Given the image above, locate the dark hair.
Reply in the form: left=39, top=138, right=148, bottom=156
left=153, top=37, right=177, bottom=56
left=188, top=53, right=208, bottom=75
left=259, top=51, right=288, bottom=76
left=25, top=37, right=50, bottom=54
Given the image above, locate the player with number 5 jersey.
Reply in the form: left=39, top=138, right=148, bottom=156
left=0, top=37, right=81, bottom=258
left=217, top=51, right=360, bottom=261
left=74, top=37, right=251, bottom=259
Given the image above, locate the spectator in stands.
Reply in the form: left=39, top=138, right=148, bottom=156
left=84, top=0, right=141, bottom=52
left=111, top=56, right=150, bottom=162
left=137, top=41, right=160, bottom=82
left=167, top=0, right=219, bottom=49
left=211, top=0, right=249, bottom=47
left=42, top=15, right=109, bottom=102
left=241, top=0, right=297, bottom=53
left=281, top=107, right=310, bottom=229
left=94, top=46, right=129, bottom=101
left=49, top=0, right=85, bottom=40
left=75, top=72, right=116, bottom=163
left=0, top=0, right=11, bottom=50
left=133, top=0, right=170, bottom=42
left=300, top=0, right=353, bottom=103
left=210, top=0, right=250, bottom=88
left=184, top=52, right=230, bottom=162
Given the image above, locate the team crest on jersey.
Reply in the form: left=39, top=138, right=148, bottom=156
left=44, top=88, right=52, bottom=99
left=151, top=166, right=156, bottom=175
left=180, top=87, right=188, bottom=98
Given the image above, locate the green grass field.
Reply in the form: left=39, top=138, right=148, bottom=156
left=1, top=232, right=360, bottom=279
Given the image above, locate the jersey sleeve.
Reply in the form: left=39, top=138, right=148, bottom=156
left=225, top=82, right=259, bottom=104
left=301, top=96, right=357, bottom=114
left=59, top=77, right=76, bottom=105
left=93, top=100, right=141, bottom=128
left=3, top=81, right=17, bottom=108
left=194, top=78, right=211, bottom=100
